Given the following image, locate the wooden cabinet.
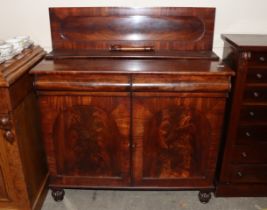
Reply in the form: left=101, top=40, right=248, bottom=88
left=30, top=7, right=234, bottom=203
left=0, top=47, right=48, bottom=210
left=31, top=59, right=233, bottom=203
left=216, top=34, right=267, bottom=196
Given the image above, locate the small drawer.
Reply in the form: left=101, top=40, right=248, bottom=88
left=249, top=52, right=267, bottom=65
left=247, top=68, right=267, bottom=83
left=231, top=146, right=267, bottom=164
left=230, top=165, right=267, bottom=183
left=237, top=124, right=267, bottom=144
left=240, top=105, right=267, bottom=122
left=243, top=87, right=267, bottom=103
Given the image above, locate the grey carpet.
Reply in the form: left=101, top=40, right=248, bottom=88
left=42, top=190, right=267, bottom=210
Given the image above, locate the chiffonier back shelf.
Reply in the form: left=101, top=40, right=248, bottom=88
left=48, top=7, right=218, bottom=60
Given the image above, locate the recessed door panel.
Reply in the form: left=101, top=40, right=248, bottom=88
left=39, top=94, right=131, bottom=186
left=132, top=93, right=225, bottom=187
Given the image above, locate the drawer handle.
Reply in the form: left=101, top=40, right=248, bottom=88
left=256, top=73, right=263, bottom=79
left=237, top=171, right=243, bottom=177
left=241, top=152, right=247, bottom=158
left=245, top=131, right=251, bottom=137
left=253, top=91, right=260, bottom=98
left=249, top=111, right=255, bottom=117
left=259, top=56, right=266, bottom=62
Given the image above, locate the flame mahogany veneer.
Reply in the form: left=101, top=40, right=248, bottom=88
left=30, top=7, right=235, bottom=203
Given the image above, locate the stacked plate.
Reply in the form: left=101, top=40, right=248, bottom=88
left=0, top=36, right=33, bottom=64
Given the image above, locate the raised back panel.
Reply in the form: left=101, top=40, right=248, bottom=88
left=49, top=7, right=215, bottom=51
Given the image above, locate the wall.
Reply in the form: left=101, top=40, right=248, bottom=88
left=0, top=0, right=267, bottom=57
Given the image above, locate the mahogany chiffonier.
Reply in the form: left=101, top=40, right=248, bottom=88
left=0, top=47, right=48, bottom=210
left=30, top=7, right=234, bottom=203
left=216, top=34, right=267, bottom=196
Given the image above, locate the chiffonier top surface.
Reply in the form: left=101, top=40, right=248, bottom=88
left=30, top=58, right=233, bottom=76
left=222, top=34, right=267, bottom=51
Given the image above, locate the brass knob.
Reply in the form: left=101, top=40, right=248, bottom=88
left=256, top=73, right=263, bottom=79
left=3, top=130, right=15, bottom=143
left=237, top=171, right=243, bottom=177
left=241, top=152, right=247, bottom=158
left=259, top=56, right=266, bottom=62
left=249, top=111, right=255, bottom=117
left=253, top=92, right=260, bottom=98
left=245, top=131, right=251, bottom=137
left=0, top=117, right=10, bottom=127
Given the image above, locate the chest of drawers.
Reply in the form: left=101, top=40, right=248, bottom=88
left=216, top=34, right=267, bottom=196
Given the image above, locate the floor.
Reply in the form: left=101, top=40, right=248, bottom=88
left=41, top=189, right=267, bottom=210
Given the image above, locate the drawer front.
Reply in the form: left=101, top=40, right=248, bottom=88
left=243, top=87, right=267, bottom=103
left=230, top=165, right=267, bottom=183
left=232, top=146, right=267, bottom=164
left=247, top=68, right=267, bottom=84
left=249, top=52, right=267, bottom=65
left=237, top=124, right=267, bottom=144
left=240, top=105, right=267, bottom=122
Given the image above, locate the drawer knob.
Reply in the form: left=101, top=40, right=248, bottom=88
left=237, top=171, right=243, bottom=177
left=0, top=117, right=10, bottom=127
left=3, top=130, right=15, bottom=143
left=253, top=91, right=260, bottom=98
left=256, top=73, right=263, bottom=79
left=245, top=131, right=251, bottom=137
left=259, top=56, right=266, bottom=62
left=249, top=111, right=255, bottom=117
left=241, top=152, right=247, bottom=158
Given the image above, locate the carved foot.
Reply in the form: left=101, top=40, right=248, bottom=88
left=51, top=188, right=65, bottom=202
left=198, top=191, right=212, bottom=203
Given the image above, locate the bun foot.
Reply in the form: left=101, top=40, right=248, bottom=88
left=198, top=191, right=211, bottom=203
left=51, top=188, right=65, bottom=202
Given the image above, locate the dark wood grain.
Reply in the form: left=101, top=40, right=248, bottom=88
left=132, top=93, right=226, bottom=188
left=46, top=50, right=219, bottom=60
left=0, top=47, right=48, bottom=210
left=49, top=7, right=215, bottom=51
left=38, top=94, right=131, bottom=187
left=32, top=7, right=234, bottom=203
left=31, top=59, right=233, bottom=75
left=216, top=34, right=267, bottom=197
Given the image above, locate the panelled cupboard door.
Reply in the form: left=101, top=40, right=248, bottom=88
left=132, top=93, right=226, bottom=188
left=0, top=129, right=19, bottom=208
left=38, top=94, right=131, bottom=187
left=0, top=133, right=10, bottom=202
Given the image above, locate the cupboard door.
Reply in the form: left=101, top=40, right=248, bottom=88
left=132, top=93, right=226, bottom=188
left=0, top=161, right=8, bottom=201
left=39, top=94, right=131, bottom=187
